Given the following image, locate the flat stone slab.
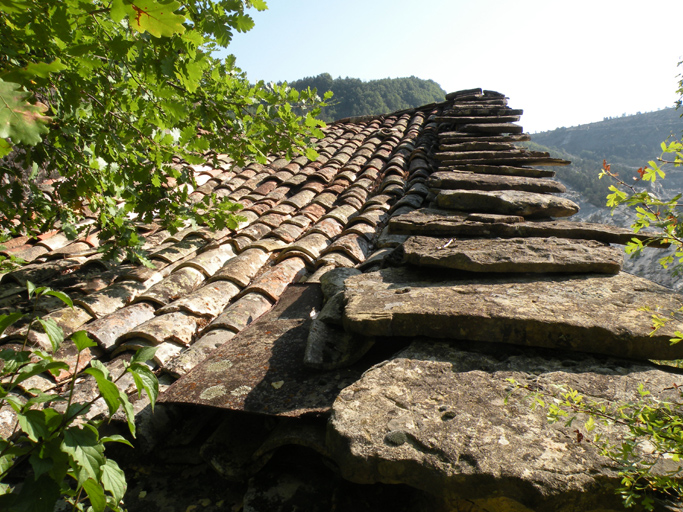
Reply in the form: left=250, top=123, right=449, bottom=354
left=389, top=208, right=670, bottom=247
left=426, top=171, right=566, bottom=194
left=160, top=284, right=365, bottom=417
left=403, top=236, right=623, bottom=274
left=436, top=190, right=579, bottom=218
left=342, top=267, right=683, bottom=360
left=328, top=340, right=683, bottom=511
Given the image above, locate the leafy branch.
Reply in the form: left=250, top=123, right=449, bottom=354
left=0, top=282, right=159, bottom=511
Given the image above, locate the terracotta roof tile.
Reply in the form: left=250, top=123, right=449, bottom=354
left=133, top=266, right=205, bottom=307
left=242, top=256, right=307, bottom=301
left=206, top=292, right=273, bottom=334
left=208, top=247, right=264, bottom=284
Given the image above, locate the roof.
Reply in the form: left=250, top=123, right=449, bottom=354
left=2, top=88, right=683, bottom=511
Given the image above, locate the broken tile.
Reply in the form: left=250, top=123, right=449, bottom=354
left=322, top=234, right=371, bottom=264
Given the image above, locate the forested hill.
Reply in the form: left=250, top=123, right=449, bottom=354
left=532, top=108, right=682, bottom=167
left=287, top=73, right=446, bottom=121
left=529, top=108, right=683, bottom=206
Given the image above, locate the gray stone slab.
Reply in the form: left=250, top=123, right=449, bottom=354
left=403, top=236, right=623, bottom=274
left=327, top=340, right=682, bottom=511
left=342, top=267, right=683, bottom=360
left=459, top=164, right=555, bottom=178
left=426, top=171, right=566, bottom=194
left=388, top=208, right=670, bottom=247
left=436, top=189, right=579, bottom=218
left=160, top=284, right=365, bottom=417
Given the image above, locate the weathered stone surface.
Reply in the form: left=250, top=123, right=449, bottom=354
left=389, top=208, right=670, bottom=247
left=436, top=189, right=579, bottom=218
left=320, top=267, right=362, bottom=300
left=160, top=284, right=365, bottom=417
left=460, top=164, right=555, bottom=178
left=403, top=236, right=623, bottom=274
left=342, top=267, right=683, bottom=360
left=163, top=329, right=236, bottom=378
left=304, top=319, right=375, bottom=370
left=426, top=171, right=566, bottom=194
left=327, top=341, right=682, bottom=511
left=317, top=292, right=345, bottom=325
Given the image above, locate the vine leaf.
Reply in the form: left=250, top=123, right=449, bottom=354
left=0, top=79, right=50, bottom=145
left=111, top=0, right=186, bottom=38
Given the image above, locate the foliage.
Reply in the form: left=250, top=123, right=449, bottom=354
left=600, top=142, right=683, bottom=273
left=513, top=100, right=683, bottom=508
left=288, top=73, right=445, bottom=122
left=0, top=0, right=328, bottom=262
left=0, top=282, right=158, bottom=511
left=507, top=378, right=683, bottom=510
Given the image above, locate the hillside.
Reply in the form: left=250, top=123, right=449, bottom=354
left=529, top=108, right=683, bottom=207
left=531, top=108, right=683, bottom=290
left=287, top=73, right=445, bottom=122
left=532, top=107, right=682, bottom=166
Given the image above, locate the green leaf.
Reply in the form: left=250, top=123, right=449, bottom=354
left=0, top=79, right=50, bottom=145
left=128, top=363, right=159, bottom=410
left=71, top=330, right=97, bottom=352
left=43, top=289, right=73, bottom=308
left=0, top=473, right=60, bottom=512
left=61, top=425, right=105, bottom=481
left=83, top=478, right=107, bottom=512
left=84, top=367, right=121, bottom=416
left=305, top=147, right=319, bottom=161
left=13, top=360, right=69, bottom=387
left=0, top=311, right=24, bottom=336
left=0, top=137, right=11, bottom=158
left=17, top=408, right=62, bottom=442
left=101, top=458, right=127, bottom=503
left=100, top=434, right=134, bottom=448
left=22, top=59, right=67, bottom=79
left=37, top=317, right=64, bottom=352
left=113, top=0, right=186, bottom=38
left=130, top=346, right=157, bottom=364
left=119, top=390, right=136, bottom=437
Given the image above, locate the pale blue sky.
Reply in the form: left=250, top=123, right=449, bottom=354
left=222, top=1, right=682, bottom=133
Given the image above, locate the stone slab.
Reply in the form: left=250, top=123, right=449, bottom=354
left=426, top=171, right=566, bottom=194
left=436, top=190, right=579, bottom=218
left=388, top=208, right=670, bottom=247
left=327, top=340, right=683, bottom=511
left=403, top=236, right=623, bottom=274
left=160, top=284, right=366, bottom=417
left=342, top=267, right=683, bottom=360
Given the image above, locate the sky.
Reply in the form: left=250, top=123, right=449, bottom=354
left=220, top=0, right=683, bottom=133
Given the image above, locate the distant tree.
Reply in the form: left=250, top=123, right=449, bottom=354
left=287, top=74, right=445, bottom=121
